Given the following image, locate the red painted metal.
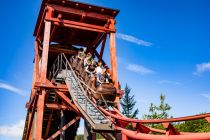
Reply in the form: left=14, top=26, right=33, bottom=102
left=23, top=0, right=210, bottom=140
left=119, top=127, right=210, bottom=140
left=55, top=91, right=80, bottom=114
left=36, top=90, right=46, bottom=140
left=40, top=21, right=51, bottom=83
left=100, top=107, right=210, bottom=124
left=47, top=116, right=80, bottom=140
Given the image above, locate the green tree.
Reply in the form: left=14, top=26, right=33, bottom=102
left=175, top=113, right=210, bottom=132
left=120, top=84, right=139, bottom=119
left=144, top=93, right=172, bottom=120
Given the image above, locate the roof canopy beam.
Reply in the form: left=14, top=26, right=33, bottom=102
left=48, top=4, right=113, bottom=21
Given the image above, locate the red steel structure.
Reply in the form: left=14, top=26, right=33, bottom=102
left=22, top=0, right=210, bottom=140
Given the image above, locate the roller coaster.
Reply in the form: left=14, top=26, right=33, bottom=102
left=22, top=0, right=210, bottom=139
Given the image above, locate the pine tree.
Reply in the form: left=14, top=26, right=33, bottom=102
left=144, top=93, right=172, bottom=119
left=158, top=94, right=171, bottom=118
left=120, top=84, right=139, bottom=118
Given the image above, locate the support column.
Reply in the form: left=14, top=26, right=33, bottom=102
left=36, top=90, right=46, bottom=140
left=84, top=121, right=96, bottom=140
left=32, top=112, right=37, bottom=140
left=40, top=21, right=51, bottom=83
left=122, top=133, right=128, bottom=140
left=110, top=32, right=118, bottom=88
left=34, top=40, right=40, bottom=81
left=60, top=110, right=65, bottom=140
left=115, top=132, right=122, bottom=140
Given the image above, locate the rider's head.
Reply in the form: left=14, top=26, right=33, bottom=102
left=98, top=61, right=102, bottom=66
left=83, top=47, right=87, bottom=52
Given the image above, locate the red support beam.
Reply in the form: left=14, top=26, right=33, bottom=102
left=49, top=25, right=57, bottom=42
left=36, top=90, right=46, bottom=140
left=34, top=82, right=68, bottom=90
left=205, top=117, right=210, bottom=123
left=48, top=4, right=113, bottom=21
left=40, top=21, right=51, bottom=83
left=55, top=91, right=80, bottom=114
left=67, top=13, right=85, bottom=43
left=34, top=40, right=40, bottom=81
left=44, top=110, right=54, bottom=139
left=47, top=116, right=80, bottom=140
left=162, top=123, right=180, bottom=135
left=91, top=33, right=104, bottom=48
left=99, top=34, right=107, bottom=60
left=132, top=123, right=150, bottom=134
left=25, top=94, right=39, bottom=140
left=109, top=32, right=118, bottom=88
left=47, top=17, right=116, bottom=33
left=45, top=103, right=71, bottom=110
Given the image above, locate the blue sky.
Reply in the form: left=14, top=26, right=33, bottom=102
left=0, top=0, right=210, bottom=139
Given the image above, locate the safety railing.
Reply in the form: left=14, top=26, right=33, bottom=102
left=49, top=53, right=105, bottom=114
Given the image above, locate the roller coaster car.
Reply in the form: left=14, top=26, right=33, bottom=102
left=70, top=56, right=117, bottom=105
left=94, top=83, right=117, bottom=102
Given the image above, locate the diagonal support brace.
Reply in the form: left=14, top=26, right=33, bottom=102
left=47, top=116, right=80, bottom=140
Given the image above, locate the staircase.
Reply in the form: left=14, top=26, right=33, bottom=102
left=54, top=53, right=114, bottom=131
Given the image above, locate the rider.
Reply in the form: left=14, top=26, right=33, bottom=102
left=104, top=68, right=112, bottom=83
left=83, top=52, right=93, bottom=68
left=96, top=61, right=106, bottom=86
left=85, top=59, right=96, bottom=77
left=77, top=47, right=86, bottom=60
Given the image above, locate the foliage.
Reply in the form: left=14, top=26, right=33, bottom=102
left=175, top=118, right=210, bottom=132
left=120, top=84, right=139, bottom=119
left=144, top=93, right=172, bottom=120
left=143, top=94, right=210, bottom=133
left=75, top=133, right=105, bottom=140
left=143, top=93, right=172, bottom=129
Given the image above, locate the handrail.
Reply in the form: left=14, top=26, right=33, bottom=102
left=49, top=53, right=210, bottom=124
left=99, top=107, right=210, bottom=124
left=49, top=53, right=111, bottom=121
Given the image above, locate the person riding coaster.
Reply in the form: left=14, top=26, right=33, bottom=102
left=83, top=52, right=93, bottom=68
left=72, top=47, right=86, bottom=71
left=77, top=47, right=86, bottom=61
left=72, top=54, right=117, bottom=105
left=85, top=59, right=96, bottom=77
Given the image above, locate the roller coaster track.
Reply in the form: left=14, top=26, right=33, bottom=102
left=51, top=53, right=210, bottom=140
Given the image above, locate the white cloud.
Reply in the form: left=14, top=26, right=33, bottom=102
left=0, top=82, right=25, bottom=96
left=116, top=33, right=152, bottom=47
left=158, top=80, right=180, bottom=85
left=0, top=120, right=25, bottom=138
left=194, top=62, right=210, bottom=75
left=126, top=64, right=155, bottom=75
left=201, top=94, right=210, bottom=101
